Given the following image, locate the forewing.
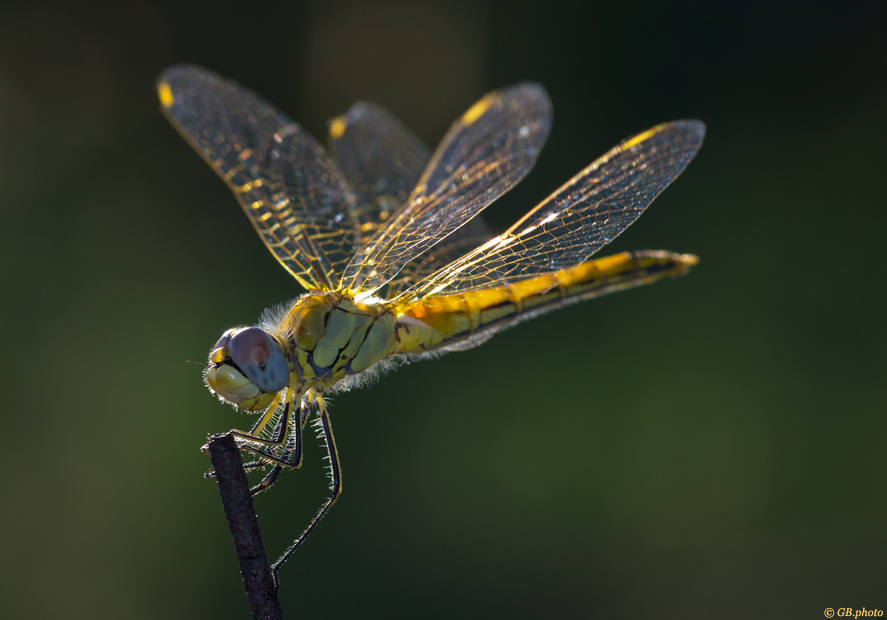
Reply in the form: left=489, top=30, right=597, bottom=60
left=158, top=65, right=358, bottom=291
left=382, top=218, right=492, bottom=299
left=400, top=121, right=705, bottom=301
left=327, top=102, right=494, bottom=298
left=339, top=83, right=552, bottom=296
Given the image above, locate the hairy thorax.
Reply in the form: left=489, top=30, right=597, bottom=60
left=273, top=292, right=398, bottom=394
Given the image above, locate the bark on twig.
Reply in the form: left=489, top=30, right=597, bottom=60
left=206, top=433, right=283, bottom=620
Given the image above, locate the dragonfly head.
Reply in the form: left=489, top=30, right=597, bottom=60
left=204, top=327, right=289, bottom=411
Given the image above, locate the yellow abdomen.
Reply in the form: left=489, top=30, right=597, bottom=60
left=393, top=251, right=697, bottom=354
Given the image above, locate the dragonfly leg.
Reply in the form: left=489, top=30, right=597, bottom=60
left=250, top=465, right=283, bottom=496
left=205, top=392, right=303, bottom=481
left=226, top=389, right=294, bottom=448
left=250, top=399, right=306, bottom=496
left=246, top=391, right=282, bottom=435
left=270, top=395, right=341, bottom=586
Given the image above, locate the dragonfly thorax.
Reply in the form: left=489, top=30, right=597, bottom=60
left=278, top=292, right=397, bottom=393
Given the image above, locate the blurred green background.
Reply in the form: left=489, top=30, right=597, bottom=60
left=2, top=0, right=885, bottom=618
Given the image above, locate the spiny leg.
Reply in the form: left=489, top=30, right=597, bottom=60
left=208, top=388, right=281, bottom=453
left=245, top=400, right=293, bottom=495
left=270, top=396, right=341, bottom=586
left=234, top=388, right=304, bottom=462
left=250, top=399, right=306, bottom=496
left=242, top=396, right=295, bottom=470
left=224, top=389, right=298, bottom=449
left=205, top=390, right=296, bottom=480
left=299, top=399, right=311, bottom=429
left=237, top=411, right=303, bottom=470
left=246, top=396, right=311, bottom=485
left=213, top=433, right=300, bottom=486
left=250, top=465, right=283, bottom=497
left=245, top=395, right=311, bottom=472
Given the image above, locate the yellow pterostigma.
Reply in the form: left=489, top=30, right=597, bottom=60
left=158, top=65, right=705, bottom=580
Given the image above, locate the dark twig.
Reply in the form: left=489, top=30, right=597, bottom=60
left=205, top=433, right=283, bottom=620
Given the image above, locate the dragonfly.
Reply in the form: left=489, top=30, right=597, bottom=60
left=158, top=65, right=704, bottom=582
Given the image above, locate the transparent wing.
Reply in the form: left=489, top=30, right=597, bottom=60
left=328, top=101, right=493, bottom=298
left=328, top=102, right=429, bottom=245
left=382, top=220, right=492, bottom=299
left=398, top=121, right=706, bottom=303
left=339, top=83, right=552, bottom=296
left=157, top=65, right=358, bottom=292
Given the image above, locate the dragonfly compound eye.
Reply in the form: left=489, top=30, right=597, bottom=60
left=205, top=327, right=289, bottom=409
left=227, top=327, right=289, bottom=393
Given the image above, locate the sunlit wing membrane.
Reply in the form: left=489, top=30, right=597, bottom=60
left=157, top=65, right=358, bottom=292
left=382, top=220, right=492, bottom=299
left=398, top=121, right=705, bottom=303
left=328, top=102, right=431, bottom=245
left=328, top=101, right=495, bottom=299
left=339, top=83, right=552, bottom=296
